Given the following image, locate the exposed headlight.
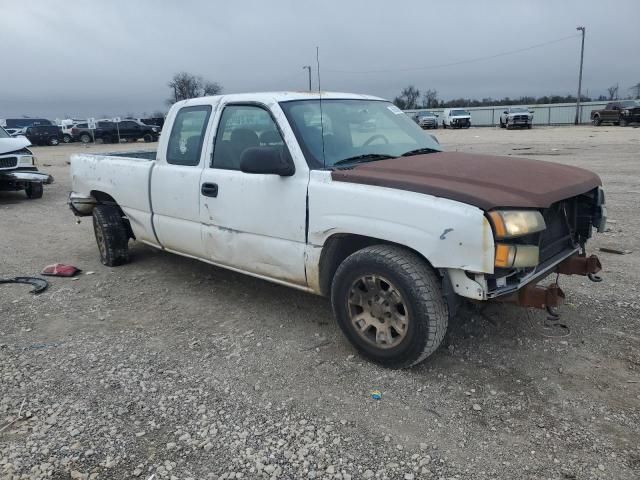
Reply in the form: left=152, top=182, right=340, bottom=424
left=622, top=109, right=630, bottom=115
left=495, top=243, right=540, bottom=268
left=18, top=155, right=35, bottom=166
left=487, top=210, right=546, bottom=239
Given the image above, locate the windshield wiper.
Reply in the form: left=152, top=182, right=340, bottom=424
left=332, top=153, right=395, bottom=167
left=401, top=147, right=439, bottom=157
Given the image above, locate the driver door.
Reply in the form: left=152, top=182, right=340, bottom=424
left=199, top=103, right=308, bottom=285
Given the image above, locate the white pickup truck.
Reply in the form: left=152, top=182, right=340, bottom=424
left=69, top=91, right=606, bottom=368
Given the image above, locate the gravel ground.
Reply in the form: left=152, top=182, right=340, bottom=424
left=1, top=126, right=639, bottom=479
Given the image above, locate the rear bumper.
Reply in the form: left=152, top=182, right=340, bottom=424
left=68, top=191, right=96, bottom=216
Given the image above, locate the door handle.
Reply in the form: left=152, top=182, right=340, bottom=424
left=201, top=182, right=218, bottom=197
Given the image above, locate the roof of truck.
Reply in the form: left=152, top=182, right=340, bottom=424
left=178, top=91, right=386, bottom=106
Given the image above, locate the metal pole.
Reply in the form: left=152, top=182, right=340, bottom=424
left=575, top=26, right=585, bottom=125
left=303, top=66, right=312, bottom=91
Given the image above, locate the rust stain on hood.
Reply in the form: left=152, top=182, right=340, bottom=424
left=331, top=152, right=602, bottom=211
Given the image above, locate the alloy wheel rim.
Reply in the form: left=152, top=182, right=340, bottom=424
left=347, top=274, right=409, bottom=349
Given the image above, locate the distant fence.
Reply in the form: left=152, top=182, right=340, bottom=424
left=404, top=101, right=608, bottom=127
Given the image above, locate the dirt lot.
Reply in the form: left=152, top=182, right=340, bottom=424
left=1, top=126, right=639, bottom=480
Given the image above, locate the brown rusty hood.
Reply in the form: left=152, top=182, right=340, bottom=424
left=331, top=151, right=602, bottom=211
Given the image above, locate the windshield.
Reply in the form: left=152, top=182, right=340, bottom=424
left=621, top=100, right=639, bottom=108
left=417, top=111, right=435, bottom=117
left=280, top=99, right=441, bottom=168
left=510, top=107, right=529, bottom=113
left=450, top=110, right=470, bottom=116
left=0, top=127, right=10, bottom=139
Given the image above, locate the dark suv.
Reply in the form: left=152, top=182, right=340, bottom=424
left=72, top=120, right=160, bottom=144
left=24, top=125, right=63, bottom=146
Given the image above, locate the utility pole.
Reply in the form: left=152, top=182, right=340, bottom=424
left=302, top=65, right=312, bottom=91
left=574, top=26, right=586, bottom=125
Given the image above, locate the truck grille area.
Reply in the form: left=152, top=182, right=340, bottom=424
left=0, top=157, right=18, bottom=169
left=538, top=200, right=577, bottom=263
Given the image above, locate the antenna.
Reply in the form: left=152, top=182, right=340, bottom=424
left=316, top=46, right=326, bottom=168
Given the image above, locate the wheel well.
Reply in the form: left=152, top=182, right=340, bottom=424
left=318, top=234, right=433, bottom=296
left=90, top=191, right=135, bottom=239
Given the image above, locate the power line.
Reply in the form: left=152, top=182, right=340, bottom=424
left=325, top=33, right=581, bottom=74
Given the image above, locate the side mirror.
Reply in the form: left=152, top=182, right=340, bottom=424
left=503, top=111, right=508, bottom=114
left=240, top=147, right=295, bottom=176
left=529, top=110, right=534, bottom=114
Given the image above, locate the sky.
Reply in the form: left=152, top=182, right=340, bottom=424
left=1, top=0, right=639, bottom=119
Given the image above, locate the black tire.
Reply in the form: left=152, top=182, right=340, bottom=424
left=620, top=116, right=628, bottom=127
left=331, top=245, right=448, bottom=368
left=433, top=124, right=438, bottom=130
left=48, top=136, right=60, bottom=146
left=25, top=182, right=43, bottom=199
left=592, top=115, right=602, bottom=126
left=92, top=205, right=130, bottom=267
left=63, top=134, right=72, bottom=143
left=80, top=133, right=92, bottom=143
left=143, top=134, right=154, bottom=143
left=527, top=123, right=532, bottom=129
left=442, top=122, right=447, bottom=129
left=499, top=119, right=505, bottom=128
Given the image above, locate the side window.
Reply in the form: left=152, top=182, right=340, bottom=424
left=212, top=105, right=285, bottom=170
left=167, top=105, right=212, bottom=166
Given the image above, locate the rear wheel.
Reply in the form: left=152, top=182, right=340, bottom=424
left=620, top=116, right=628, bottom=127
left=80, top=133, right=92, bottom=143
left=92, top=205, right=130, bottom=267
left=331, top=245, right=448, bottom=368
left=499, top=119, right=505, bottom=128
left=442, top=122, right=447, bottom=129
left=143, top=133, right=154, bottom=143
left=25, top=182, right=43, bottom=199
left=63, top=134, right=72, bottom=143
left=48, top=136, right=60, bottom=146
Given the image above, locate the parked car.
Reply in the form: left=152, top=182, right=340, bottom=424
left=24, top=125, right=63, bottom=146
left=500, top=106, right=533, bottom=129
left=442, top=109, right=471, bottom=128
left=3, top=118, right=52, bottom=129
left=4, top=128, right=23, bottom=136
left=0, top=126, right=54, bottom=198
left=72, top=120, right=160, bottom=144
left=591, top=100, right=640, bottom=126
left=69, top=91, right=606, bottom=369
left=413, top=110, right=438, bottom=129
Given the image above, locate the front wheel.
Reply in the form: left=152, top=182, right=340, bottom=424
left=331, top=245, right=448, bottom=368
left=92, top=205, right=130, bottom=266
left=80, top=133, right=92, bottom=143
left=48, top=136, right=60, bottom=146
left=592, top=116, right=602, bottom=126
left=25, top=182, right=43, bottom=199
left=527, top=123, right=532, bottom=129
left=620, top=116, right=628, bottom=127
left=63, top=134, right=72, bottom=143
left=143, top=133, right=154, bottom=143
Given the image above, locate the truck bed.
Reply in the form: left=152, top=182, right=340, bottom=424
left=70, top=151, right=157, bottom=244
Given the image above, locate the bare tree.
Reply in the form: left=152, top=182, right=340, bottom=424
left=422, top=89, right=438, bottom=108
left=607, top=84, right=619, bottom=100
left=167, top=72, right=223, bottom=105
left=393, top=85, right=421, bottom=110
left=630, top=82, right=640, bottom=99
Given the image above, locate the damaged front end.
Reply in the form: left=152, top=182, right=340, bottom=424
left=0, top=142, right=53, bottom=191
left=484, top=186, right=606, bottom=310
left=447, top=186, right=605, bottom=313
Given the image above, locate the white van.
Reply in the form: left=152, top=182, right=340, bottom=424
left=442, top=109, right=471, bottom=129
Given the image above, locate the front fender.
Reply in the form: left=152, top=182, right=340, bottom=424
left=308, top=171, right=495, bottom=274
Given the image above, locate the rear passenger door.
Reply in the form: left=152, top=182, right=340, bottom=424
left=151, top=104, right=213, bottom=256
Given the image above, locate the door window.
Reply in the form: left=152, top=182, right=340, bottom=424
left=212, top=105, right=285, bottom=170
left=167, top=105, right=212, bottom=166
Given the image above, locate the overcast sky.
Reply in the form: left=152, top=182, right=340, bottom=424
left=1, top=0, right=639, bottom=119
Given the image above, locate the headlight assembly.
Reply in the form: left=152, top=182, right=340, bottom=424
left=487, top=210, right=546, bottom=239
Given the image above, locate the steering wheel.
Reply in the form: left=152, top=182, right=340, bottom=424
left=363, top=134, right=389, bottom=146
